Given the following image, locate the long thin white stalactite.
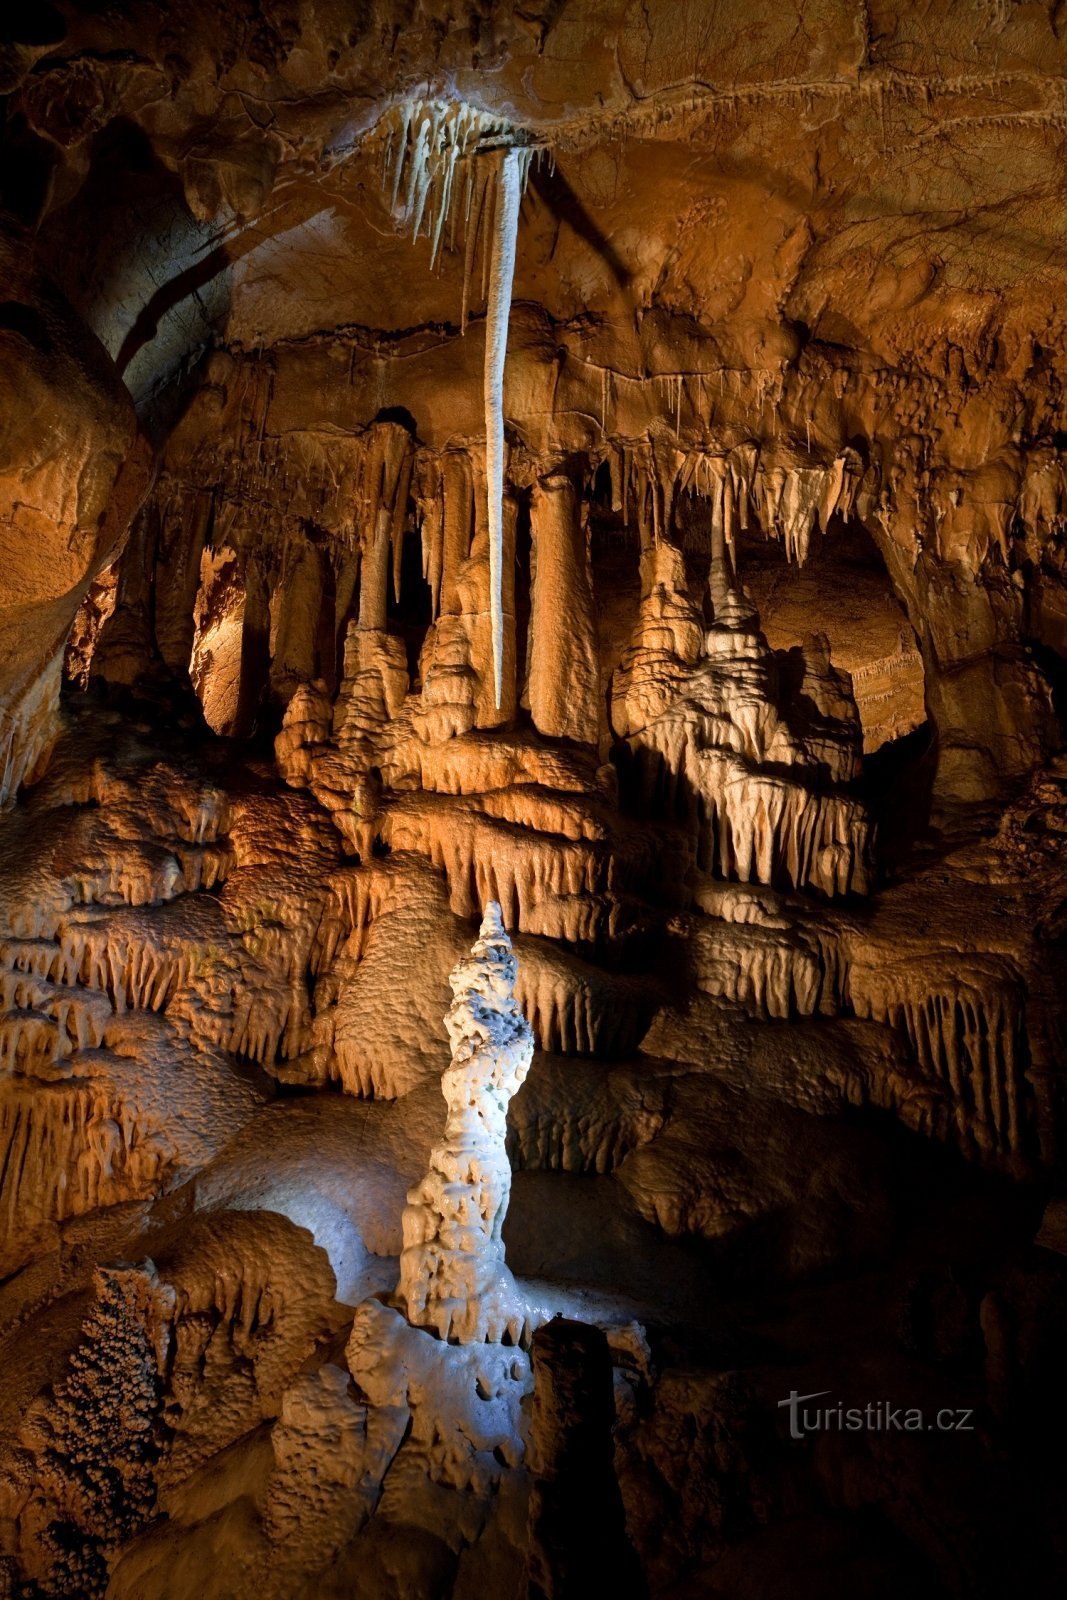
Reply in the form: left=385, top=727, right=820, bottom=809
left=382, top=101, right=535, bottom=712
left=484, top=147, right=523, bottom=709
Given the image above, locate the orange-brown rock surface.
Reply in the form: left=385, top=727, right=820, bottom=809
left=2, top=2, right=1067, bottom=1596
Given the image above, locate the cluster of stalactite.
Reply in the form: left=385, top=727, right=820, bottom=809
left=81, top=338, right=1067, bottom=717
left=104, top=402, right=874, bottom=633
left=682, top=889, right=1044, bottom=1173
left=377, top=98, right=541, bottom=706
left=0, top=887, right=268, bottom=1276
left=848, top=957, right=1030, bottom=1163
left=570, top=345, right=1067, bottom=574
left=82, top=350, right=1065, bottom=766
left=615, top=556, right=870, bottom=898
left=36, top=326, right=1063, bottom=1208
left=0, top=737, right=344, bottom=1273
left=89, top=394, right=883, bottom=892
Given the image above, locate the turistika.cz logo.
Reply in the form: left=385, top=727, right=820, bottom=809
left=778, top=1389, right=975, bottom=1440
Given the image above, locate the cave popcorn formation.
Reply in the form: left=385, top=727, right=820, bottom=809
left=399, top=900, right=535, bottom=1346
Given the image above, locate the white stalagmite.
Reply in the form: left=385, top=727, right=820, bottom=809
left=483, top=147, right=524, bottom=708
left=398, top=899, right=534, bottom=1345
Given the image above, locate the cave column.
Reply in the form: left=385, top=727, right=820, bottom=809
left=439, top=452, right=474, bottom=617
left=527, top=471, right=599, bottom=745
left=707, top=471, right=733, bottom=620
left=270, top=539, right=327, bottom=706
left=334, top=551, right=361, bottom=668
left=91, top=500, right=160, bottom=688
left=465, top=456, right=518, bottom=729
left=357, top=508, right=391, bottom=632
left=870, top=524, right=1058, bottom=803
left=526, top=1319, right=647, bottom=1598
left=475, top=489, right=518, bottom=729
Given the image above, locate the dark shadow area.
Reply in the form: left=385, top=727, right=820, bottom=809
left=860, top=720, right=938, bottom=876
left=0, top=111, right=57, bottom=224
left=1025, top=637, right=1067, bottom=741
left=528, top=160, right=632, bottom=292
left=372, top=404, right=418, bottom=433
left=0, top=298, right=50, bottom=347
left=388, top=524, right=434, bottom=680
left=36, top=117, right=231, bottom=429
left=0, top=1, right=65, bottom=44
left=730, top=514, right=934, bottom=862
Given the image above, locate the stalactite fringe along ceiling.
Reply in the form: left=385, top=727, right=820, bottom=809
left=1, top=2, right=1067, bottom=1596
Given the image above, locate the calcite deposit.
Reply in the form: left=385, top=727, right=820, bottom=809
left=398, top=903, right=535, bottom=1346
left=2, top=1, right=1067, bottom=1595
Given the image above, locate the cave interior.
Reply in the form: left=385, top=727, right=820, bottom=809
left=2, top=3, right=1067, bottom=1597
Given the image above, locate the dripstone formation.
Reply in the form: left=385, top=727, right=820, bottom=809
left=2, top=3, right=1067, bottom=1597
left=399, top=902, right=535, bottom=1347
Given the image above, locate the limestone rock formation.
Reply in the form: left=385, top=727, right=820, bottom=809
left=2, top=2, right=1067, bottom=1595
left=617, top=558, right=870, bottom=897
left=399, top=902, right=534, bottom=1346
left=0, top=226, right=148, bottom=806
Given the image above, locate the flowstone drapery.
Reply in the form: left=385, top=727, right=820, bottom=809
left=399, top=899, right=534, bottom=1345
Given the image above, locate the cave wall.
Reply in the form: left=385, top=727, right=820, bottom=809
left=87, top=317, right=1067, bottom=804
left=0, top=225, right=150, bottom=803
left=7, top=0, right=1066, bottom=801
left=2, top=3, right=1067, bottom=1597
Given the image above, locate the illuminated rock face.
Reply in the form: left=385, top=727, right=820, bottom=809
left=3, top=4, right=1067, bottom=1596
left=399, top=901, right=535, bottom=1346
left=616, top=554, right=870, bottom=898
left=0, top=228, right=147, bottom=806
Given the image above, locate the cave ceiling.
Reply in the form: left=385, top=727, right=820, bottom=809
left=10, top=0, right=1067, bottom=393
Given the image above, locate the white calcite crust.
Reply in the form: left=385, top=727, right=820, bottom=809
left=398, top=900, right=535, bottom=1346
